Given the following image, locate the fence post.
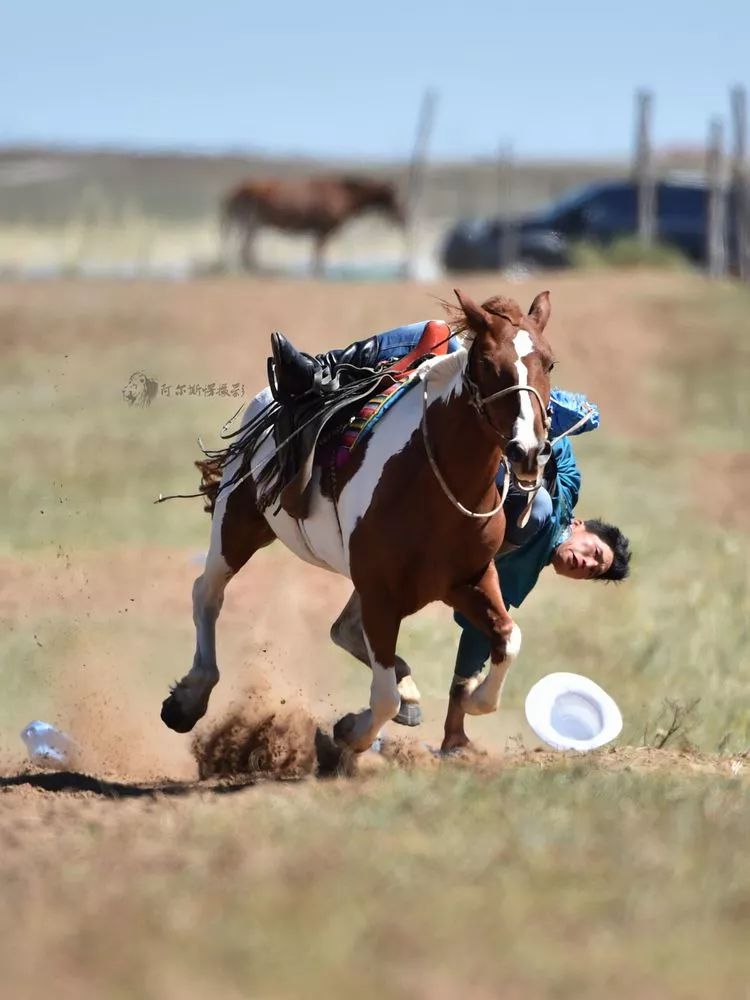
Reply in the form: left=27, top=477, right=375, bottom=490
left=404, top=88, right=437, bottom=279
left=706, top=117, right=728, bottom=279
left=730, top=85, right=750, bottom=279
left=634, top=89, right=656, bottom=247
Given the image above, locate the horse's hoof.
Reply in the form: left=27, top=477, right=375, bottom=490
left=160, top=687, right=211, bottom=734
left=392, top=701, right=422, bottom=727
left=160, top=695, right=195, bottom=733
left=440, top=736, right=473, bottom=756
left=332, top=712, right=358, bottom=746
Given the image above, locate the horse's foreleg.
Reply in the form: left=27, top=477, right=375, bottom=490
left=332, top=593, right=401, bottom=752
left=442, top=561, right=521, bottom=751
left=330, top=590, right=422, bottom=726
left=240, top=215, right=259, bottom=271
left=161, top=480, right=274, bottom=733
left=312, top=232, right=329, bottom=277
left=161, top=556, right=231, bottom=733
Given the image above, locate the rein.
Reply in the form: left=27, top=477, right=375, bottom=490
left=421, top=365, right=595, bottom=524
left=420, top=371, right=513, bottom=521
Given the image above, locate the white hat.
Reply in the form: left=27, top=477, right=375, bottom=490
left=524, top=672, right=623, bottom=752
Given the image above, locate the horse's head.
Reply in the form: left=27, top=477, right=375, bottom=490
left=344, top=177, right=405, bottom=226
left=454, top=288, right=555, bottom=484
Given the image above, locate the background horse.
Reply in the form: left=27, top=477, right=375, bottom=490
left=220, top=175, right=404, bottom=275
left=161, top=289, right=554, bottom=753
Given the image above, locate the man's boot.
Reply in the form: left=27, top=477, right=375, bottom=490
left=269, top=331, right=381, bottom=403
left=270, top=331, right=321, bottom=399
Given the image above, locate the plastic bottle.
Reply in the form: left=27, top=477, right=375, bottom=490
left=20, top=721, right=76, bottom=770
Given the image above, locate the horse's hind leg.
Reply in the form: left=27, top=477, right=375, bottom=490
left=330, top=590, right=422, bottom=727
left=332, top=592, right=402, bottom=752
left=161, top=479, right=274, bottom=733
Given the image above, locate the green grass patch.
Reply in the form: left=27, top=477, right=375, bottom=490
left=572, top=236, right=693, bottom=271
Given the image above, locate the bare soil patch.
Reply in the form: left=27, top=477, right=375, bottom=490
left=694, top=449, right=750, bottom=533
left=0, top=270, right=694, bottom=432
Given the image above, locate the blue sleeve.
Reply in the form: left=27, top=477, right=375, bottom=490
left=552, top=437, right=581, bottom=512
left=549, top=388, right=600, bottom=438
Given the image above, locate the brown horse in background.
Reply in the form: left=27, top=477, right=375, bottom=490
left=220, top=176, right=404, bottom=275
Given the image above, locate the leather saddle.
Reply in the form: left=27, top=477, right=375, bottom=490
left=266, top=322, right=452, bottom=520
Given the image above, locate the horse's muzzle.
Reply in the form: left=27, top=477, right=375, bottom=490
left=506, top=439, right=551, bottom=479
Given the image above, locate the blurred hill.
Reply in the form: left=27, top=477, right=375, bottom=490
left=0, top=145, right=711, bottom=223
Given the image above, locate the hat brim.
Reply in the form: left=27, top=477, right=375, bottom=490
left=524, top=671, right=623, bottom=752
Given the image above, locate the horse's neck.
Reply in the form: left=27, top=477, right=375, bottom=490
left=420, top=350, right=505, bottom=506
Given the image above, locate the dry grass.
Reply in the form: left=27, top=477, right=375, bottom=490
left=2, top=761, right=750, bottom=1000
left=0, top=270, right=748, bottom=997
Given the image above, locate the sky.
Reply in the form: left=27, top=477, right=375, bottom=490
left=2, top=0, right=749, bottom=161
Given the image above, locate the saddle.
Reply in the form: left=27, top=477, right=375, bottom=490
left=268, top=321, right=452, bottom=519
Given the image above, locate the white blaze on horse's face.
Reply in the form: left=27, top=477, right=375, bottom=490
left=510, top=329, right=539, bottom=456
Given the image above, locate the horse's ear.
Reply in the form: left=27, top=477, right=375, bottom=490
left=528, top=290, right=551, bottom=332
left=454, top=288, right=491, bottom=333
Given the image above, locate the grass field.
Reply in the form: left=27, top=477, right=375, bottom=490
left=0, top=270, right=748, bottom=998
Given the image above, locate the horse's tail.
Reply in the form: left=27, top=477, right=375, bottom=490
left=195, top=457, right=224, bottom=515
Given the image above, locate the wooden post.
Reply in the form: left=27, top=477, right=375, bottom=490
left=497, top=141, right=518, bottom=270
left=706, top=117, right=728, bottom=279
left=730, top=85, right=750, bottom=279
left=404, top=88, right=437, bottom=279
left=634, top=89, right=656, bottom=247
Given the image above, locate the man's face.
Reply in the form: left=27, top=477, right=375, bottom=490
left=552, top=519, right=614, bottom=580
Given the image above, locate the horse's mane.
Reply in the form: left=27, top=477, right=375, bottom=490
left=440, top=294, right=525, bottom=341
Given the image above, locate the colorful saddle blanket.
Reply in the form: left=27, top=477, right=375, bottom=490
left=333, top=374, right=419, bottom=469
left=329, top=319, right=451, bottom=470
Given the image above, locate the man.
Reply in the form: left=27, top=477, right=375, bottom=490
left=274, top=317, right=631, bottom=747
left=443, top=429, right=630, bottom=749
left=454, top=432, right=631, bottom=686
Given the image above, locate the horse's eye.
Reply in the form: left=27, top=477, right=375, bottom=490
left=548, top=362, right=556, bottom=374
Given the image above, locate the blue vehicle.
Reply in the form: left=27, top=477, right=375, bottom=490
left=442, top=177, right=739, bottom=272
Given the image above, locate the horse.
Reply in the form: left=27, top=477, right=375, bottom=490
left=220, top=175, right=404, bottom=276
left=160, top=289, right=554, bottom=754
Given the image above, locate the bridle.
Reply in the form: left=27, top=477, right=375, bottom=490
left=464, top=369, right=551, bottom=443
left=420, top=356, right=553, bottom=523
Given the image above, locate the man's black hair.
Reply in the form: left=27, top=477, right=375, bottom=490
left=584, top=518, right=632, bottom=582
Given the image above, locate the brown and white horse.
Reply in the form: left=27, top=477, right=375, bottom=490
left=220, top=175, right=404, bottom=275
left=161, top=290, right=554, bottom=753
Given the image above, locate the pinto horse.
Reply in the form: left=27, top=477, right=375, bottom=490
left=160, top=290, right=554, bottom=753
left=220, top=175, right=404, bottom=275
